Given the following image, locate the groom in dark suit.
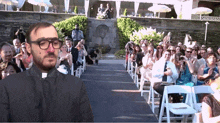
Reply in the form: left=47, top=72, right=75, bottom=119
left=0, top=22, right=93, bottom=122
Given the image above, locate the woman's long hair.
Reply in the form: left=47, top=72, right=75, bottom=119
left=155, top=45, right=163, bottom=60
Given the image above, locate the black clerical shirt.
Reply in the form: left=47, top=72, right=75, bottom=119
left=0, top=65, right=93, bottom=122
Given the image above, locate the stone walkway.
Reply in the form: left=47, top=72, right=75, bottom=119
left=81, top=60, right=158, bottom=122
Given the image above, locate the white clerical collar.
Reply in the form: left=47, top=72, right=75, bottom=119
left=42, top=73, right=48, bottom=79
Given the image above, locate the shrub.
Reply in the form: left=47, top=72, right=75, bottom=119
left=123, top=8, right=127, bottom=16
left=74, top=6, right=78, bottom=14
left=53, top=16, right=88, bottom=40
left=114, top=49, right=126, bottom=59
left=117, top=18, right=143, bottom=49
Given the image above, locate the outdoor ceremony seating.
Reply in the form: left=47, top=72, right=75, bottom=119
left=158, top=85, right=197, bottom=123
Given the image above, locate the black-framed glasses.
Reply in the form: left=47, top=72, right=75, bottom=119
left=186, top=51, right=192, bottom=53
left=29, top=38, right=63, bottom=50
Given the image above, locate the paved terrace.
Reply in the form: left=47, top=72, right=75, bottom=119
left=81, top=60, right=158, bottom=122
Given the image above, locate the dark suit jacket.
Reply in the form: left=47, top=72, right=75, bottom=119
left=71, top=47, right=79, bottom=70
left=0, top=65, right=93, bottom=122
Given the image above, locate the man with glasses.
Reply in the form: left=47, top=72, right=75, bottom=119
left=0, top=22, right=93, bottom=122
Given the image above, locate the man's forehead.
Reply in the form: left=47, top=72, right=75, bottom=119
left=30, top=26, right=57, bottom=39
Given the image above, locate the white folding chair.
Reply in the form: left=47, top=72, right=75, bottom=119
left=147, top=81, right=160, bottom=113
left=134, top=62, right=140, bottom=88
left=82, top=55, right=86, bottom=72
left=192, top=86, right=214, bottom=112
left=71, top=64, right=74, bottom=75
left=127, top=54, right=131, bottom=74
left=159, top=85, right=197, bottom=123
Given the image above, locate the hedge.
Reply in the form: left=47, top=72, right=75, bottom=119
left=53, top=16, right=88, bottom=40
left=117, top=18, right=143, bottom=49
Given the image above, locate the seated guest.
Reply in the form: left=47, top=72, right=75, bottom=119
left=197, top=48, right=207, bottom=67
left=80, top=39, right=88, bottom=51
left=0, top=62, right=21, bottom=80
left=0, top=42, right=25, bottom=72
left=56, top=43, right=72, bottom=74
left=15, top=43, right=33, bottom=69
left=86, top=49, right=99, bottom=65
left=155, top=45, right=163, bottom=61
left=207, top=47, right=214, bottom=54
left=152, top=50, right=179, bottom=115
left=13, top=38, right=21, bottom=55
left=168, top=46, right=176, bottom=62
left=176, top=46, right=181, bottom=54
left=140, top=45, right=155, bottom=90
left=75, top=42, right=87, bottom=68
left=176, top=48, right=195, bottom=85
left=202, top=77, right=220, bottom=123
left=130, top=44, right=141, bottom=63
left=197, top=53, right=220, bottom=85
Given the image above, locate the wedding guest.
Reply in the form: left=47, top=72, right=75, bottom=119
left=14, top=26, right=26, bottom=43
left=13, top=38, right=21, bottom=55
left=197, top=53, right=220, bottom=85
left=75, top=42, right=87, bottom=68
left=0, top=42, right=26, bottom=72
left=140, top=45, right=155, bottom=90
left=202, top=77, right=220, bottom=123
left=197, top=49, right=207, bottom=67
left=207, top=47, right=214, bottom=54
left=71, top=24, right=84, bottom=47
left=56, top=43, right=72, bottom=74
left=17, top=43, right=33, bottom=69
left=155, top=45, right=163, bottom=61
left=0, top=62, right=21, bottom=80
left=176, top=46, right=181, bottom=54
left=86, top=48, right=99, bottom=65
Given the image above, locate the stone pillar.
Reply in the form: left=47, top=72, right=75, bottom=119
left=84, top=0, right=89, bottom=17
left=64, top=0, right=69, bottom=12
left=182, top=0, right=193, bottom=19
left=134, top=2, right=139, bottom=17
left=116, top=1, right=121, bottom=18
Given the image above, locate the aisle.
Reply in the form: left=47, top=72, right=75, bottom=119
left=81, top=60, right=158, bottom=122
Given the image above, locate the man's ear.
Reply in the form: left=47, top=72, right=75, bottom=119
left=25, top=43, right=31, bottom=54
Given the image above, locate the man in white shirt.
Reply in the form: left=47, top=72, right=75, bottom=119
left=198, top=49, right=207, bottom=67
left=152, top=50, right=179, bottom=116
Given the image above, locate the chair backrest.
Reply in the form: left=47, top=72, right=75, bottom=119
left=192, top=86, right=214, bottom=112
left=164, top=85, right=193, bottom=105
left=71, top=64, right=74, bottom=75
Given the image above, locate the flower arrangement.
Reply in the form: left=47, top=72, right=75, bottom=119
left=130, top=27, right=164, bottom=45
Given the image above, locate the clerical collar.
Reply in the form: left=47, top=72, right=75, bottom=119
left=42, top=73, right=47, bottom=78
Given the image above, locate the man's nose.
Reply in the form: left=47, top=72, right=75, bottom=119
left=47, top=43, right=55, bottom=52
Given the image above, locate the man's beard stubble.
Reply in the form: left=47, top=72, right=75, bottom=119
left=32, top=51, right=57, bottom=72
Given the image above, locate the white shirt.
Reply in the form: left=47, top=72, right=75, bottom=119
left=42, top=73, right=48, bottom=78
left=152, top=60, right=178, bottom=83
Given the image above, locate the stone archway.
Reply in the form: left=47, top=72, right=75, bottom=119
left=89, top=1, right=115, bottom=18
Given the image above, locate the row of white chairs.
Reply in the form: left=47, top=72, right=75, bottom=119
left=71, top=56, right=86, bottom=78
left=158, top=85, right=213, bottom=123
left=125, top=56, right=214, bottom=123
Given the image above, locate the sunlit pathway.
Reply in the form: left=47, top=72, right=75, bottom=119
left=81, top=60, right=158, bottom=122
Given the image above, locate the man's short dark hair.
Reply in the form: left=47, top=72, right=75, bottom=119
left=0, top=42, right=12, bottom=51
left=95, top=49, right=99, bottom=53
left=26, top=22, right=55, bottom=43
left=206, top=53, right=217, bottom=60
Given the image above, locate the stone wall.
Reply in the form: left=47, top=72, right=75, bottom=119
left=0, top=11, right=77, bottom=42
left=130, top=17, right=220, bottom=49
left=86, top=18, right=120, bottom=53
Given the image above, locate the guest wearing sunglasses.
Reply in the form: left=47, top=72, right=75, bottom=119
left=176, top=47, right=195, bottom=86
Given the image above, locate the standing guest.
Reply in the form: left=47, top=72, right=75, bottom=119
left=135, top=44, right=146, bottom=77
left=176, top=46, right=181, bottom=54
left=80, top=39, right=88, bottom=51
left=0, top=62, right=21, bottom=80
left=202, top=77, right=220, bottom=123
left=155, top=45, right=163, bottom=61
left=71, top=24, right=84, bottom=47
left=13, top=38, right=21, bottom=55
left=86, top=48, right=99, bottom=65
left=152, top=50, right=179, bottom=115
left=65, top=36, right=78, bottom=71
left=197, top=53, right=220, bottom=85
left=16, top=42, right=33, bottom=69
left=75, top=42, right=86, bottom=68
left=14, top=26, right=26, bottom=43
left=0, top=42, right=26, bottom=72
left=105, top=3, right=113, bottom=19
left=56, top=43, right=72, bottom=75
left=0, top=22, right=93, bottom=122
